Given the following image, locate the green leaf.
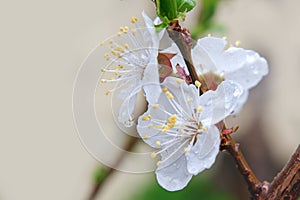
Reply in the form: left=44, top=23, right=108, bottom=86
left=177, top=0, right=197, bottom=13
left=156, top=0, right=178, bottom=21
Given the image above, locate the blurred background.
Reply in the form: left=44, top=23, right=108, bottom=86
left=0, top=0, right=299, bottom=199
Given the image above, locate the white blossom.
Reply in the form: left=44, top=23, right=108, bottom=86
left=100, top=11, right=164, bottom=127
left=137, top=77, right=243, bottom=191
left=164, top=36, right=269, bottom=113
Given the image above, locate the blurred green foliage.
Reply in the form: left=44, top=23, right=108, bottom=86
left=191, top=0, right=224, bottom=38
left=127, top=173, right=237, bottom=200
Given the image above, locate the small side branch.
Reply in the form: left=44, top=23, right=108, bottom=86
left=221, top=135, right=262, bottom=198
left=167, top=22, right=199, bottom=84
left=87, top=137, right=138, bottom=200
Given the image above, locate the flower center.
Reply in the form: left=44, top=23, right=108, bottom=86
left=198, top=72, right=224, bottom=92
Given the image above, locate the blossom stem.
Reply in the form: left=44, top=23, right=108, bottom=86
left=87, top=137, right=138, bottom=200
left=166, top=21, right=200, bottom=85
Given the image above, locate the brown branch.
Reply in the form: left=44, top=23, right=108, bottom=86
left=87, top=137, right=138, bottom=200
left=263, top=145, right=300, bottom=200
left=220, top=134, right=262, bottom=199
left=166, top=22, right=199, bottom=84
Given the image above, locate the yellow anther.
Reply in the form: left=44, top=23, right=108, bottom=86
left=101, top=68, right=106, bottom=72
left=202, top=127, right=207, bottom=131
left=131, top=16, right=138, bottom=23
left=101, top=79, right=107, bottom=83
left=187, top=98, right=193, bottom=103
left=156, top=161, right=161, bottom=167
left=184, top=147, right=189, bottom=153
left=105, top=90, right=111, bottom=95
left=152, top=104, right=159, bottom=109
left=109, top=39, right=113, bottom=44
left=161, top=128, right=168, bottom=133
left=143, top=134, right=149, bottom=139
left=114, top=69, right=119, bottom=75
left=222, top=36, right=227, bottom=40
left=235, top=40, right=241, bottom=46
left=124, top=44, right=129, bottom=49
left=155, top=125, right=162, bottom=129
left=148, top=114, right=152, bottom=120
left=176, top=79, right=183, bottom=84
left=118, top=65, right=124, bottom=69
left=148, top=123, right=153, bottom=129
left=195, top=80, right=201, bottom=88
left=150, top=152, right=157, bottom=158
left=208, top=33, right=212, bottom=37
left=116, top=45, right=125, bottom=53
left=142, top=116, right=149, bottom=121
left=124, top=26, right=129, bottom=31
left=197, top=106, right=203, bottom=112
left=109, top=77, right=115, bottom=81
left=119, top=27, right=124, bottom=32
left=166, top=91, right=174, bottom=99
left=156, top=141, right=161, bottom=146
left=111, top=50, right=120, bottom=57
left=117, top=32, right=122, bottom=37
left=104, top=53, right=110, bottom=61
left=162, top=88, right=168, bottom=93
left=99, top=42, right=104, bottom=46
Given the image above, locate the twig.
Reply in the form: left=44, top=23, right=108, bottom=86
left=167, top=22, right=200, bottom=84
left=264, top=145, right=300, bottom=200
left=87, top=137, right=138, bottom=200
left=220, top=134, right=262, bottom=199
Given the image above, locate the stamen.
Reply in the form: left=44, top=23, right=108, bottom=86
left=184, top=147, right=189, bottom=153
left=105, top=90, right=110, bottom=95
left=150, top=152, right=157, bottom=158
left=162, top=88, right=168, bottom=93
left=143, top=134, right=149, bottom=139
left=156, top=141, right=161, bottom=146
left=187, top=98, right=193, bottom=103
left=101, top=79, right=107, bottom=83
left=156, top=161, right=161, bottom=166
left=195, top=80, right=201, bottom=88
left=235, top=40, right=241, bottom=46
left=147, top=124, right=153, bottom=129
left=152, top=104, right=159, bottom=109
left=197, top=106, right=203, bottom=112
left=176, top=79, right=183, bottom=84
left=131, top=16, right=138, bottom=23
left=104, top=53, right=110, bottom=61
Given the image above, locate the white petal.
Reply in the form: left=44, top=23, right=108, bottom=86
left=199, top=80, right=243, bottom=125
left=224, top=50, right=268, bottom=90
left=218, top=47, right=248, bottom=72
left=142, top=11, right=165, bottom=48
left=142, top=55, right=161, bottom=104
left=186, top=126, right=220, bottom=175
left=156, top=155, right=193, bottom=191
left=192, top=37, right=227, bottom=72
left=231, top=89, right=249, bottom=114
left=118, top=84, right=142, bottom=127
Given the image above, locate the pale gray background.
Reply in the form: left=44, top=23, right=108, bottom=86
left=0, top=0, right=299, bottom=199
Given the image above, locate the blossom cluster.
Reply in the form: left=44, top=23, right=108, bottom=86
left=99, top=12, right=268, bottom=191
